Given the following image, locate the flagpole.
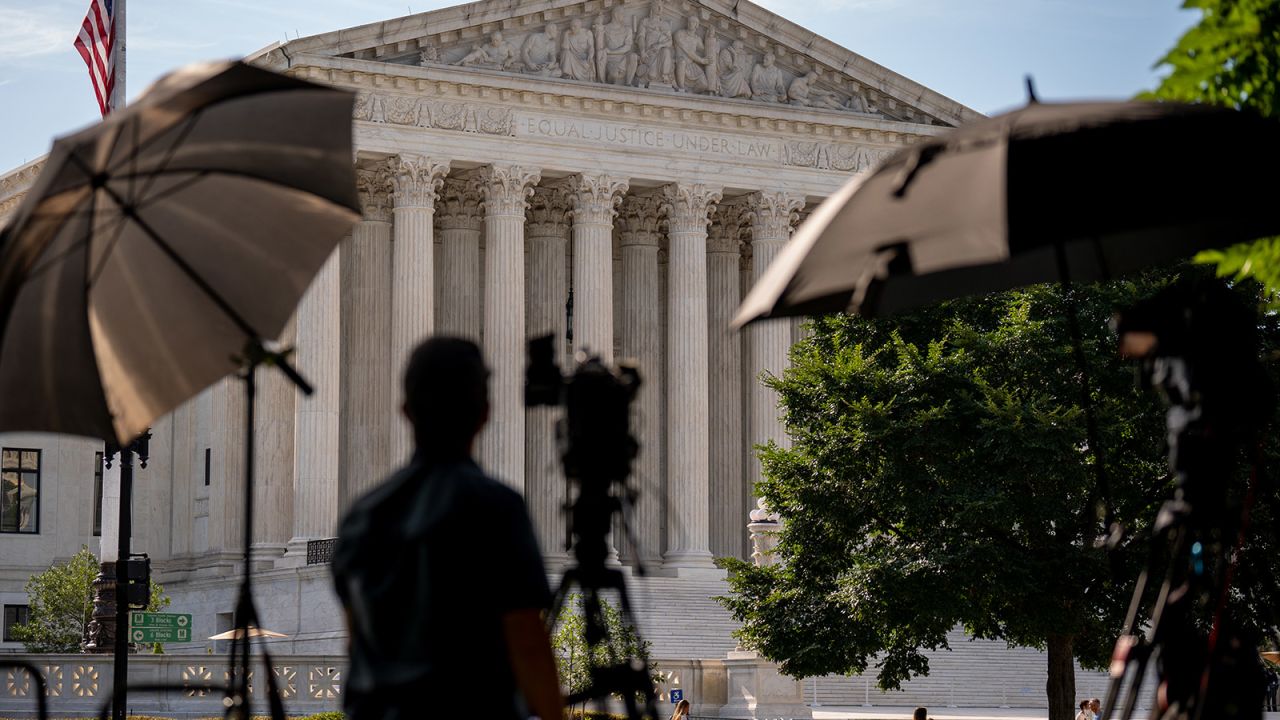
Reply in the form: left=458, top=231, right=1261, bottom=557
left=110, top=0, right=125, bottom=112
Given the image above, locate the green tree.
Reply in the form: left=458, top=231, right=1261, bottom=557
left=719, top=277, right=1280, bottom=720
left=1145, top=0, right=1280, bottom=300
left=14, top=546, right=170, bottom=653
left=551, top=593, right=659, bottom=710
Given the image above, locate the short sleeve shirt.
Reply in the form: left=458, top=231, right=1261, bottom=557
left=333, top=456, right=551, bottom=720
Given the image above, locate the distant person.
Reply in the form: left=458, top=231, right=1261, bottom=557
left=1090, top=697, right=1102, bottom=718
left=1075, top=699, right=1092, bottom=720
left=671, top=697, right=691, bottom=720
left=333, top=337, right=563, bottom=720
left=1266, top=665, right=1278, bottom=711
left=913, top=708, right=928, bottom=720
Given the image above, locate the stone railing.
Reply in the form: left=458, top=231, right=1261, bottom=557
left=0, top=654, right=344, bottom=718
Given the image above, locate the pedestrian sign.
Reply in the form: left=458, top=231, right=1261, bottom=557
left=128, top=612, right=192, bottom=643
left=670, top=689, right=683, bottom=704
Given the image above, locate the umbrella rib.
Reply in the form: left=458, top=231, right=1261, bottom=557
left=131, top=115, right=202, bottom=210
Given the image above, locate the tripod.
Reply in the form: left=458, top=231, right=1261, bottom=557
left=527, top=338, right=660, bottom=720
left=1104, top=281, right=1272, bottom=720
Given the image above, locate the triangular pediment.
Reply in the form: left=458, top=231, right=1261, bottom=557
left=265, top=0, right=980, bottom=128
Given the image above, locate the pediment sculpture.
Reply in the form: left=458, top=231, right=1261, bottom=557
left=392, top=0, right=896, bottom=119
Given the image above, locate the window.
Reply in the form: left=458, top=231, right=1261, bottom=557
left=204, top=448, right=211, bottom=486
left=3, top=604, right=30, bottom=642
left=214, top=611, right=233, bottom=654
left=1, top=448, right=40, bottom=534
left=93, top=451, right=104, bottom=536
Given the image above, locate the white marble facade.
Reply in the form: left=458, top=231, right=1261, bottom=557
left=0, top=0, right=979, bottom=655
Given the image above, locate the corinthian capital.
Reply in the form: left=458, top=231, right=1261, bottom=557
left=567, top=174, right=630, bottom=226
left=478, top=164, right=542, bottom=217
left=527, top=186, right=572, bottom=238
left=389, top=154, right=450, bottom=209
left=743, top=190, right=806, bottom=242
left=356, top=163, right=394, bottom=222
left=707, top=203, right=745, bottom=254
left=435, top=174, right=486, bottom=231
left=617, top=195, right=663, bottom=247
left=660, top=183, right=723, bottom=235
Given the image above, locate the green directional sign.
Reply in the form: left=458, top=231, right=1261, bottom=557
left=129, top=612, right=192, bottom=643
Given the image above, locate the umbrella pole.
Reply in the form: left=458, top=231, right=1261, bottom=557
left=224, top=340, right=314, bottom=720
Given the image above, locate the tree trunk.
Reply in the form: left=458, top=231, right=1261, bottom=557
left=1047, top=634, right=1078, bottom=720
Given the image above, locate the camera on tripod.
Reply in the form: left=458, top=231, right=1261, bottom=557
left=525, top=334, right=660, bottom=720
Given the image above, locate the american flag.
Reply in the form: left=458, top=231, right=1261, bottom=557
left=73, top=0, right=116, bottom=116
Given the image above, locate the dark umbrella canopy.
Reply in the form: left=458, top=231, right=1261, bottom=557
left=736, top=101, right=1280, bottom=323
left=0, top=60, right=359, bottom=444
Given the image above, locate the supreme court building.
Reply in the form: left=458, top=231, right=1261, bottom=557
left=0, top=0, right=1116, bottom=710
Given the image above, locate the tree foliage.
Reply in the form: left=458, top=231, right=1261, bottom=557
left=551, top=593, right=659, bottom=702
left=14, top=547, right=170, bottom=653
left=719, top=276, right=1280, bottom=717
left=1144, top=0, right=1280, bottom=302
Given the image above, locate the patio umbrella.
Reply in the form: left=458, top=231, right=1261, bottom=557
left=0, top=59, right=359, bottom=443
left=0, top=59, right=359, bottom=719
left=209, top=626, right=289, bottom=641
left=735, top=100, right=1280, bottom=324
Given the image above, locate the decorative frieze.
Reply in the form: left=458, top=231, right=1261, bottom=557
left=783, top=141, right=895, bottom=172
left=355, top=92, right=516, bottom=136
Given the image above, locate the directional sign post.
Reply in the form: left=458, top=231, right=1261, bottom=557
left=128, top=612, right=192, bottom=643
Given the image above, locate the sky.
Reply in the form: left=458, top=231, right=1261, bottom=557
left=0, top=0, right=1200, bottom=172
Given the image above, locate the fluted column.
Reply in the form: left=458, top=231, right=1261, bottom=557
left=253, top=314, right=296, bottom=560
left=526, top=187, right=572, bottom=567
left=389, top=155, right=450, bottom=465
left=476, top=164, right=541, bottom=490
left=707, top=205, right=745, bottom=560
left=340, top=164, right=394, bottom=507
left=567, top=174, right=629, bottom=364
left=661, top=182, right=722, bottom=570
left=436, top=175, right=485, bottom=340
left=285, top=247, right=341, bottom=561
left=618, top=195, right=664, bottom=566
left=743, top=191, right=806, bottom=508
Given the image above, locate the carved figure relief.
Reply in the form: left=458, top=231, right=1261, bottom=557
left=359, top=1, right=914, bottom=121
left=788, top=70, right=846, bottom=110
left=599, top=9, right=639, bottom=86
left=636, top=1, right=675, bottom=87
left=521, top=23, right=562, bottom=76
left=673, top=15, right=711, bottom=92
left=750, top=53, right=786, bottom=103
left=354, top=91, right=515, bottom=137
left=783, top=141, right=895, bottom=172
left=560, top=18, right=597, bottom=81
left=718, top=40, right=751, bottom=99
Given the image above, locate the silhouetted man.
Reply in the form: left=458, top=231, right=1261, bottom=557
left=913, top=707, right=928, bottom=720
left=333, top=337, right=563, bottom=720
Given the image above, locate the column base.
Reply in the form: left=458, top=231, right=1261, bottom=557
left=661, top=550, right=722, bottom=577
left=720, top=650, right=812, bottom=719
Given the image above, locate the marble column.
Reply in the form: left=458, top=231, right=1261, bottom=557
left=661, top=182, right=722, bottom=570
left=285, top=248, right=341, bottom=560
left=743, top=191, right=805, bottom=509
left=478, top=164, right=541, bottom=490
left=436, top=175, right=485, bottom=341
left=707, top=205, right=745, bottom=560
left=389, top=155, right=450, bottom=466
left=567, top=174, right=629, bottom=364
left=253, top=314, right=296, bottom=560
left=526, top=186, right=572, bottom=567
left=618, top=195, right=665, bottom=566
left=340, top=164, right=394, bottom=507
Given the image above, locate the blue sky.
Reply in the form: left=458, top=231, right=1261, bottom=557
left=0, top=0, right=1199, bottom=171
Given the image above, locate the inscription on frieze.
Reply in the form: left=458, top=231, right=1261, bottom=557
left=517, top=114, right=782, bottom=162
